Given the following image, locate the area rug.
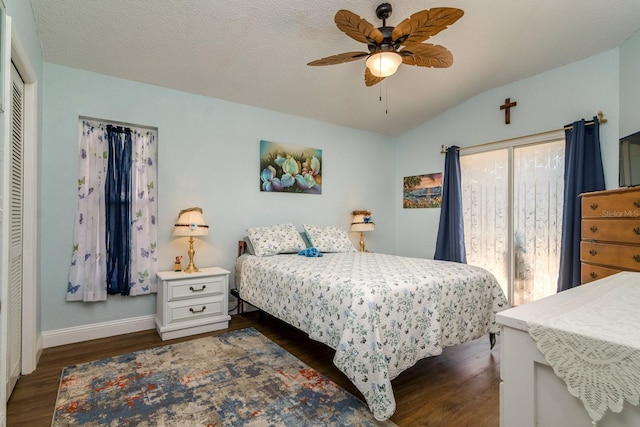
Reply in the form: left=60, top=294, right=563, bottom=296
left=52, top=327, right=394, bottom=426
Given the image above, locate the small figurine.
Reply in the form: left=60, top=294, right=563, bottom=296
left=174, top=256, right=183, bottom=272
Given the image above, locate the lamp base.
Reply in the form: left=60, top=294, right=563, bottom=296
left=184, top=236, right=200, bottom=273
left=359, top=231, right=365, bottom=252
left=184, top=263, right=200, bottom=273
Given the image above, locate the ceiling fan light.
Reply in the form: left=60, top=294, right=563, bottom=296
left=366, top=51, right=402, bottom=77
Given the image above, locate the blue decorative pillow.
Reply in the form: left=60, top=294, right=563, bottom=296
left=298, top=247, right=323, bottom=257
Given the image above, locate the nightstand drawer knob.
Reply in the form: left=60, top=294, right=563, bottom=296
left=634, top=255, right=640, bottom=263
left=589, top=249, right=598, bottom=256
left=634, top=227, right=640, bottom=235
left=634, top=200, right=640, bottom=208
left=590, top=272, right=598, bottom=279
left=590, top=203, right=598, bottom=210
left=189, top=285, right=207, bottom=292
left=189, top=306, right=206, bottom=313
left=590, top=225, right=598, bottom=233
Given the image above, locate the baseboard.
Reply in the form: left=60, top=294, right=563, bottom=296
left=42, top=315, right=156, bottom=348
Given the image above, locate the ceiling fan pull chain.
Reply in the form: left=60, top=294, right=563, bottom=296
left=386, top=80, right=389, bottom=115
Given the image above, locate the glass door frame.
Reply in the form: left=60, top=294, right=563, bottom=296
left=460, top=129, right=565, bottom=305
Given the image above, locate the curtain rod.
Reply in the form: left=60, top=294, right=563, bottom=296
left=441, top=111, right=607, bottom=153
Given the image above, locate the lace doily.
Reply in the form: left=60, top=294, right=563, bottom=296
left=526, top=272, right=640, bottom=424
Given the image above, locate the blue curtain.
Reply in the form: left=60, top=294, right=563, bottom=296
left=434, top=145, right=467, bottom=263
left=105, top=126, right=133, bottom=295
left=557, top=118, right=605, bottom=292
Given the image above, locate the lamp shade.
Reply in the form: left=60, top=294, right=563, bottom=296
left=366, top=52, right=402, bottom=78
left=173, top=207, right=209, bottom=237
left=350, top=210, right=375, bottom=232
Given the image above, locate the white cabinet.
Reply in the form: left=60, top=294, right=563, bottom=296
left=156, top=267, right=230, bottom=340
left=497, top=275, right=640, bottom=427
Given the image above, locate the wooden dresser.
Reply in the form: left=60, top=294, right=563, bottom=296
left=580, top=187, right=640, bottom=284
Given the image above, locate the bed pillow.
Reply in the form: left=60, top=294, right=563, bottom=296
left=247, top=223, right=307, bottom=256
left=303, top=224, right=357, bottom=253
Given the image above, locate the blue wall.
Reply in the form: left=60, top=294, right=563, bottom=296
left=393, top=49, right=622, bottom=259
left=620, top=29, right=640, bottom=137
left=40, top=64, right=396, bottom=331
left=31, top=14, right=640, bottom=334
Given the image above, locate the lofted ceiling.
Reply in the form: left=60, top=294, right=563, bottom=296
left=30, top=0, right=640, bottom=136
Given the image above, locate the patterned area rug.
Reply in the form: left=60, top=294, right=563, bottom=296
left=52, top=327, right=395, bottom=426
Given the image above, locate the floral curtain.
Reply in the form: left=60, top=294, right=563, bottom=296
left=67, top=120, right=158, bottom=301
left=67, top=121, right=109, bottom=301
left=129, top=128, right=158, bottom=295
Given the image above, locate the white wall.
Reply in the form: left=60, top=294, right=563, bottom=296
left=394, top=49, right=621, bottom=259
left=40, top=63, right=395, bottom=331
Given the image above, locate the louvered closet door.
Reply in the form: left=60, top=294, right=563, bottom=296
left=7, top=63, right=25, bottom=397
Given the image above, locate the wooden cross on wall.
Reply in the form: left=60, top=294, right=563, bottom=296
left=500, top=98, right=517, bottom=124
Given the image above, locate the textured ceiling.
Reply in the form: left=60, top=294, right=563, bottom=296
left=31, top=0, right=640, bottom=136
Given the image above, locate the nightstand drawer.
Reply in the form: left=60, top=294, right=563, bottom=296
left=167, top=276, right=224, bottom=301
left=167, top=297, right=224, bottom=323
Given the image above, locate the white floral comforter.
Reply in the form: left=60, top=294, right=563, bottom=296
left=238, top=252, right=508, bottom=421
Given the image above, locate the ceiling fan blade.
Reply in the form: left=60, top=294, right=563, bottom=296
left=400, top=44, right=453, bottom=68
left=307, top=51, right=369, bottom=66
left=392, top=8, right=464, bottom=46
left=335, top=9, right=384, bottom=45
left=364, top=67, right=385, bottom=87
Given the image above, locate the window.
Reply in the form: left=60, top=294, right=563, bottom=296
left=460, top=132, right=564, bottom=305
left=67, top=120, right=158, bottom=301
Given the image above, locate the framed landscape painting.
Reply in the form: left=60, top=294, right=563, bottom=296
left=259, top=140, right=322, bottom=194
left=403, top=173, right=442, bottom=208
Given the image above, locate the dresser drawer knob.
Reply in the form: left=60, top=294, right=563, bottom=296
left=590, top=225, right=598, bottom=233
left=634, top=227, right=640, bottom=235
left=189, top=285, right=207, bottom=292
left=590, top=203, right=598, bottom=210
left=635, top=200, right=640, bottom=208
left=634, top=255, right=640, bottom=263
left=590, top=272, right=598, bottom=279
left=189, top=306, right=206, bottom=313
left=589, top=249, right=598, bottom=256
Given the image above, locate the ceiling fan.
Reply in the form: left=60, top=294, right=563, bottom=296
left=307, top=3, right=464, bottom=86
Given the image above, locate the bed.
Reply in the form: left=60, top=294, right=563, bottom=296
left=235, top=223, right=508, bottom=421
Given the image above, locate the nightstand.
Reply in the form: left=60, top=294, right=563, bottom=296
left=156, top=267, right=230, bottom=340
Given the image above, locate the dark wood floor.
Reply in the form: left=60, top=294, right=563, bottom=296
left=7, top=312, right=500, bottom=426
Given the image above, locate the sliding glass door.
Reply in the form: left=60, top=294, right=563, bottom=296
left=460, top=137, right=564, bottom=305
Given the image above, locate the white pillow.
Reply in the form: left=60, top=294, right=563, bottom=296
left=247, top=223, right=306, bottom=256
left=303, top=224, right=356, bottom=253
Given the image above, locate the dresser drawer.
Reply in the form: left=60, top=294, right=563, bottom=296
left=167, top=297, right=224, bottom=324
left=582, top=219, right=640, bottom=244
left=581, top=262, right=626, bottom=284
left=582, top=191, right=640, bottom=218
left=167, top=275, right=224, bottom=301
left=580, top=241, right=640, bottom=271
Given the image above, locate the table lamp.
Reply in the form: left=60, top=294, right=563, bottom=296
left=173, top=207, right=209, bottom=273
left=350, top=210, right=375, bottom=252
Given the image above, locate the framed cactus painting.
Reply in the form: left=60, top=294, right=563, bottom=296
left=259, top=140, right=322, bottom=194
